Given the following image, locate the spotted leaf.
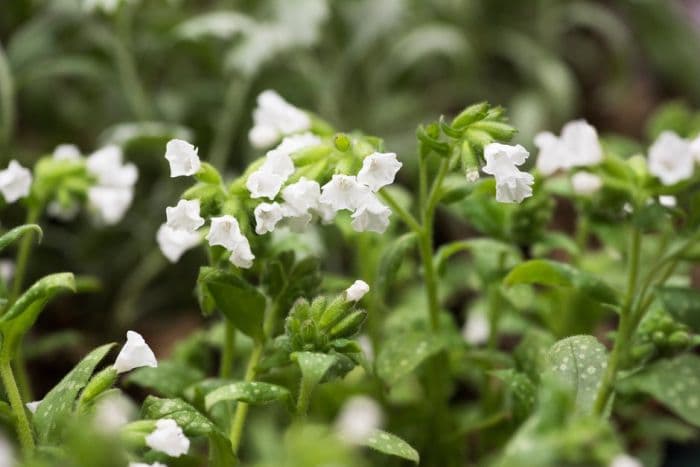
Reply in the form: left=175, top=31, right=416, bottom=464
left=376, top=332, right=446, bottom=385
left=205, top=382, right=290, bottom=411
left=363, top=429, right=419, bottom=463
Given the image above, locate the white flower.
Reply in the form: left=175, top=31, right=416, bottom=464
left=648, top=131, right=694, bottom=186
left=86, top=145, right=137, bottom=188
left=315, top=200, right=336, bottom=224
left=129, top=463, right=168, bottom=467
left=320, top=175, right=371, bottom=212
left=93, top=393, right=134, bottom=432
left=346, top=280, right=370, bottom=302
left=87, top=186, right=133, bottom=225
left=145, top=419, right=190, bottom=457
left=280, top=204, right=313, bottom=232
left=254, top=202, right=284, bottom=235
left=262, top=133, right=320, bottom=176
left=357, top=152, right=402, bottom=192
left=246, top=170, right=285, bottom=200
left=165, top=199, right=204, bottom=233
left=482, top=143, right=534, bottom=203
left=248, top=90, right=311, bottom=149
left=282, top=178, right=320, bottom=214
left=334, top=396, right=383, bottom=445
left=0, top=160, right=32, bottom=203
left=609, top=454, right=642, bottom=467
left=26, top=400, right=41, bottom=414
left=350, top=195, right=391, bottom=233
left=47, top=201, right=80, bottom=221
left=229, top=236, right=255, bottom=269
left=114, top=330, right=157, bottom=374
left=0, top=435, right=15, bottom=467
left=0, top=260, right=14, bottom=285
left=659, top=195, right=677, bottom=207
left=690, top=134, right=700, bottom=162
left=52, top=144, right=81, bottom=161
left=157, top=224, right=201, bottom=263
left=462, top=311, right=490, bottom=346
left=206, top=215, right=243, bottom=250
left=357, top=335, right=374, bottom=361
left=165, top=139, right=201, bottom=178
left=535, top=120, right=602, bottom=175
left=571, top=172, right=603, bottom=196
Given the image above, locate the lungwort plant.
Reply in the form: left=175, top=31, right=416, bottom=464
left=0, top=91, right=699, bottom=467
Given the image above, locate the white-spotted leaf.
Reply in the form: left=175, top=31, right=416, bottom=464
left=376, top=332, right=446, bottom=385
left=142, top=396, right=215, bottom=436
left=293, top=351, right=337, bottom=389
left=205, top=382, right=290, bottom=411
left=364, top=429, right=419, bottom=463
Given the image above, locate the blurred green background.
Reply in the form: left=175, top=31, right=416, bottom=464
left=1, top=0, right=700, bottom=397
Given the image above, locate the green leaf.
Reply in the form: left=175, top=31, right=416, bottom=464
left=0, top=272, right=75, bottom=323
left=656, top=287, right=700, bottom=331
left=141, top=396, right=215, bottom=437
left=198, top=267, right=266, bottom=341
left=293, top=351, right=337, bottom=389
left=34, top=343, right=114, bottom=443
left=514, top=328, right=556, bottom=383
left=0, top=224, right=41, bottom=253
left=504, top=260, right=618, bottom=305
left=618, top=354, right=700, bottom=427
left=376, top=332, right=446, bottom=385
left=376, top=233, right=417, bottom=300
left=363, top=429, right=419, bottom=463
left=209, top=431, right=238, bottom=467
left=546, top=335, right=608, bottom=414
left=205, top=382, right=290, bottom=411
left=492, top=370, right=537, bottom=421
left=126, top=361, right=205, bottom=398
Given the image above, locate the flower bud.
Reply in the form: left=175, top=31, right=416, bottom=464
left=194, top=162, right=222, bottom=185
left=668, top=330, right=690, bottom=349
left=329, top=310, right=367, bottom=339
left=451, top=102, right=489, bottom=129
left=471, top=121, right=517, bottom=141
left=334, top=133, right=351, bottom=152
left=318, top=296, right=351, bottom=331
left=460, top=141, right=480, bottom=182
left=79, top=367, right=118, bottom=405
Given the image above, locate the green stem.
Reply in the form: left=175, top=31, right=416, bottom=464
left=220, top=322, right=236, bottom=379
left=210, top=75, right=253, bottom=170
left=0, top=42, right=15, bottom=154
left=113, top=8, right=152, bottom=121
left=295, top=375, right=313, bottom=420
left=0, top=356, right=34, bottom=456
left=593, top=227, right=641, bottom=415
left=10, top=205, right=40, bottom=305
left=378, top=190, right=421, bottom=234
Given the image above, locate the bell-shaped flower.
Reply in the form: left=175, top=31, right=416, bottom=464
left=165, top=139, right=201, bottom=178
left=229, top=236, right=255, bottom=269
left=114, top=331, right=157, bottom=374
left=350, top=195, right=391, bottom=233
left=659, top=195, right=677, bottom=207
left=246, top=170, right=285, bottom=200
left=87, top=145, right=138, bottom=188
left=93, top=393, right=134, bottom=433
left=345, top=279, right=370, bottom=302
left=648, top=131, right=694, bottom=186
left=535, top=120, right=602, bottom=175
left=206, top=215, right=243, bottom=250
left=334, top=396, right=383, bottom=445
left=482, top=143, right=534, bottom=203
left=280, top=204, right=313, bottom=232
left=571, top=171, right=602, bottom=196
left=254, top=202, right=284, bottom=235
left=315, top=200, right=336, bottom=224
left=166, top=199, right=204, bottom=233
left=145, top=419, right=190, bottom=457
left=610, top=454, right=642, bottom=467
left=282, top=178, right=320, bottom=214
left=156, top=224, right=201, bottom=263
left=88, top=186, right=134, bottom=225
left=26, top=401, right=41, bottom=414
left=52, top=144, right=82, bottom=161
left=320, top=175, right=371, bottom=212
left=248, top=90, right=311, bottom=149
left=357, top=152, right=402, bottom=192
left=462, top=311, right=489, bottom=346
left=0, top=160, right=32, bottom=203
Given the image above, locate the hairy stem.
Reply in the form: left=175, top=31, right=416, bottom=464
left=10, top=205, right=41, bottom=304
left=0, top=356, right=34, bottom=456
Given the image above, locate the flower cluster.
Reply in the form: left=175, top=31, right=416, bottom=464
left=248, top=90, right=311, bottom=149
left=0, top=160, right=32, bottom=204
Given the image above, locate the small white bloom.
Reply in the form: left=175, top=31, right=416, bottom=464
left=315, top=200, right=336, bottom=224
left=129, top=463, right=168, bottom=467
left=0, top=435, right=15, bottom=467
left=87, top=145, right=137, bottom=188
left=535, top=120, right=602, bottom=175
left=466, top=168, right=480, bottom=183
left=93, top=393, right=134, bottom=433
left=254, top=202, right=284, bottom=235
left=262, top=133, right=320, bottom=176
left=334, top=396, right=383, bottom=445
left=357, top=335, right=374, bottom=361
left=659, top=195, right=677, bottom=207
left=145, top=419, right=190, bottom=457
left=0, top=260, right=14, bottom=285
left=52, top=144, right=81, bottom=161
left=482, top=143, right=534, bottom=203
left=157, top=224, right=201, bottom=263
left=164, top=139, right=201, bottom=178
left=346, top=280, right=370, bottom=302
left=246, top=170, right=285, bottom=200
left=282, top=178, right=320, bottom=214
left=248, top=90, right=311, bottom=149
left=571, top=172, right=603, bottom=196
left=229, top=236, right=255, bottom=269
left=357, top=152, right=402, bottom=192
left=462, top=311, right=490, bottom=346
left=114, top=330, right=157, bottom=374
left=320, top=175, right=371, bottom=212
left=47, top=201, right=80, bottom=221
left=350, top=196, right=391, bottom=233
left=609, top=453, right=642, bottom=467
left=165, top=199, right=204, bottom=233
left=280, top=204, right=313, bottom=232
left=0, top=160, right=32, bottom=203
left=206, top=215, right=243, bottom=250
left=26, top=400, right=41, bottom=414
left=87, top=186, right=133, bottom=225
left=690, top=134, right=700, bottom=162
left=648, top=131, right=694, bottom=186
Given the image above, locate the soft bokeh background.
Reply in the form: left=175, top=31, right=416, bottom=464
left=1, top=0, right=700, bottom=415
